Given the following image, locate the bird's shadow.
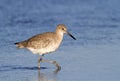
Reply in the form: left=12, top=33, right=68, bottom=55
left=0, top=65, right=47, bottom=71
left=0, top=65, right=61, bottom=74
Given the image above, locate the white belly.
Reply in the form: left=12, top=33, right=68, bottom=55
left=27, top=43, right=60, bottom=55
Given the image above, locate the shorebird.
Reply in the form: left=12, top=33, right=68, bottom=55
left=15, top=24, right=76, bottom=69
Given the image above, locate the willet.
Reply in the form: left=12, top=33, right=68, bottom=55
left=15, top=24, right=76, bottom=69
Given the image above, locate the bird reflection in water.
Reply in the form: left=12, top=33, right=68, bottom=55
left=37, top=68, right=61, bottom=81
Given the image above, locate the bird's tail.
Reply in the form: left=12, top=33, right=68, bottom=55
left=14, top=42, right=25, bottom=48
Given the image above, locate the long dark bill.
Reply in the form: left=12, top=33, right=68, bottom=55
left=67, top=31, right=76, bottom=40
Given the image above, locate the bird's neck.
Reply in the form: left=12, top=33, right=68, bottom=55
left=55, top=30, right=64, bottom=39
left=54, top=31, right=64, bottom=48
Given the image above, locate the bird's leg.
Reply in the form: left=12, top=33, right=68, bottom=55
left=41, top=59, right=61, bottom=70
left=38, top=55, right=44, bottom=69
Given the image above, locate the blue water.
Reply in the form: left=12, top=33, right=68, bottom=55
left=0, top=0, right=120, bottom=81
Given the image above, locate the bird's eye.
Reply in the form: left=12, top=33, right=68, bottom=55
left=62, top=28, right=64, bottom=30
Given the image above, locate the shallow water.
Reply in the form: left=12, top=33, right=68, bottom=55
left=0, top=0, right=120, bottom=81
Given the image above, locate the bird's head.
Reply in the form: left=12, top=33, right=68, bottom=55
left=56, top=24, right=76, bottom=40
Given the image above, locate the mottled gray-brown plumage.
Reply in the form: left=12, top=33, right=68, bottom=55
left=15, top=24, right=76, bottom=69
